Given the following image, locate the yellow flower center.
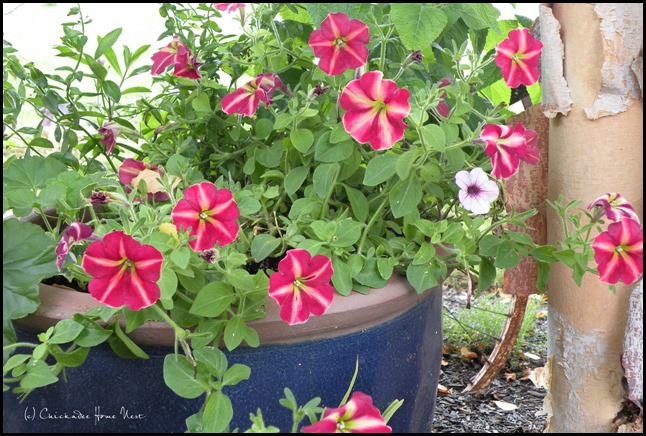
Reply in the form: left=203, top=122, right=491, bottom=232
left=199, top=211, right=209, bottom=220
left=335, top=37, right=346, bottom=48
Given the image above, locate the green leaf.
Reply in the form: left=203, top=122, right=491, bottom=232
left=331, top=259, right=352, bottom=296
left=331, top=219, right=362, bottom=247
left=3, top=220, right=57, bottom=349
left=552, top=249, right=577, bottom=267
left=171, top=246, right=191, bottom=270
left=391, top=4, right=448, bottom=50
left=376, top=257, right=394, bottom=280
left=222, top=363, right=251, bottom=386
left=203, top=391, right=233, bottom=433
left=251, top=234, right=282, bottom=262
left=73, top=315, right=112, bottom=347
left=163, top=354, right=208, bottom=399
left=344, top=186, right=369, bottom=223
left=223, top=316, right=246, bottom=351
left=363, top=154, right=398, bottom=186
left=353, top=258, right=388, bottom=289
left=454, top=4, right=500, bottom=33
left=420, top=124, right=446, bottom=152
left=396, top=150, right=418, bottom=180
left=290, top=129, right=314, bottom=153
left=529, top=245, right=557, bottom=263
left=406, top=264, right=440, bottom=293
left=102, top=46, right=122, bottom=76
left=47, top=319, right=84, bottom=344
left=412, top=242, right=436, bottom=265
left=284, top=166, right=309, bottom=197
left=20, top=360, right=58, bottom=390
left=190, top=282, right=236, bottom=317
left=29, top=137, right=54, bottom=149
left=194, top=346, right=228, bottom=378
left=49, top=345, right=89, bottom=368
left=536, top=261, right=550, bottom=294
left=102, top=80, right=121, bottom=103
left=315, top=134, right=353, bottom=162
left=313, top=163, right=339, bottom=199
left=389, top=175, right=422, bottom=218
left=3, top=156, right=67, bottom=191
left=477, top=257, right=497, bottom=291
left=158, top=267, right=178, bottom=309
left=113, top=322, right=149, bottom=359
left=226, top=269, right=256, bottom=293
left=95, top=28, right=122, bottom=58
left=253, top=118, right=273, bottom=139
left=192, top=93, right=211, bottom=115
left=306, top=4, right=358, bottom=26
left=330, top=122, right=351, bottom=143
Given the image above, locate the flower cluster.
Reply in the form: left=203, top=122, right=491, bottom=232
left=3, top=3, right=642, bottom=434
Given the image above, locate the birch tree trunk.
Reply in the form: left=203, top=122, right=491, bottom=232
left=540, top=3, right=643, bottom=432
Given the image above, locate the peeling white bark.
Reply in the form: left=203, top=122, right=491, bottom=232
left=622, top=280, right=643, bottom=408
left=546, top=307, right=625, bottom=433
left=631, top=54, right=643, bottom=97
left=585, top=4, right=643, bottom=119
left=539, top=4, right=572, bottom=118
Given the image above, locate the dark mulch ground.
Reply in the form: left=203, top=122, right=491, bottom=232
left=433, top=288, right=548, bottom=433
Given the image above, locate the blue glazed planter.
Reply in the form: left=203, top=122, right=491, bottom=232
left=3, top=277, right=443, bottom=433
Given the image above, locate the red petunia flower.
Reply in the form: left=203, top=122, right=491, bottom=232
left=98, top=121, right=120, bottom=155
left=173, top=53, right=203, bottom=79
left=480, top=122, right=536, bottom=180
left=56, top=222, right=96, bottom=270
left=118, top=158, right=172, bottom=202
left=340, top=71, right=410, bottom=151
left=436, top=77, right=452, bottom=118
left=308, top=12, right=369, bottom=76
left=82, top=231, right=164, bottom=311
left=495, top=27, right=543, bottom=88
left=171, top=182, right=240, bottom=252
left=301, top=391, right=392, bottom=433
left=151, top=36, right=190, bottom=75
left=268, top=249, right=334, bottom=326
left=588, top=193, right=641, bottom=224
left=221, top=73, right=287, bottom=117
left=592, top=217, right=643, bottom=285
left=213, top=3, right=244, bottom=13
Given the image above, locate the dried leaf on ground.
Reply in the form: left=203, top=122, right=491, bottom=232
left=494, top=400, right=519, bottom=411
left=460, top=346, right=478, bottom=361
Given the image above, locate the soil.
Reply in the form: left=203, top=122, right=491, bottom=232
left=433, top=287, right=548, bottom=433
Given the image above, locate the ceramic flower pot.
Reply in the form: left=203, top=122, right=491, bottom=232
left=3, top=276, right=443, bottom=433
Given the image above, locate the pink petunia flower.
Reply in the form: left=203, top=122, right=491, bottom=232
left=435, top=77, right=452, bottom=119
left=118, top=158, right=173, bottom=202
left=340, top=71, right=410, bottom=151
left=301, top=391, right=392, bottom=433
left=308, top=12, right=369, bottom=76
left=82, top=231, right=164, bottom=311
left=173, top=53, right=203, bottom=79
left=98, top=121, right=120, bottom=155
left=56, top=222, right=97, bottom=270
left=151, top=36, right=190, bottom=75
left=480, top=122, right=536, bottom=180
left=592, top=217, right=643, bottom=285
left=221, top=73, right=287, bottom=117
left=267, top=249, right=334, bottom=326
left=495, top=27, right=543, bottom=88
left=213, top=3, right=244, bottom=13
left=171, top=181, right=240, bottom=252
left=455, top=168, right=500, bottom=215
left=522, top=127, right=540, bottom=165
left=587, top=193, right=641, bottom=224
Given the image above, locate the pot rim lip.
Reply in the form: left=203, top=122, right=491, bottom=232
left=16, top=276, right=441, bottom=347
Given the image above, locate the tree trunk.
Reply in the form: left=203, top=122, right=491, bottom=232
left=540, top=3, right=643, bottom=433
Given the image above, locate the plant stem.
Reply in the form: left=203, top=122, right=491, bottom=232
left=357, top=195, right=389, bottom=254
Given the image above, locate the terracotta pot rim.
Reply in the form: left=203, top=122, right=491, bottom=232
left=16, top=276, right=441, bottom=347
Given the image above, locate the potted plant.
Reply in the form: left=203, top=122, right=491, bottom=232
left=3, top=3, right=643, bottom=433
